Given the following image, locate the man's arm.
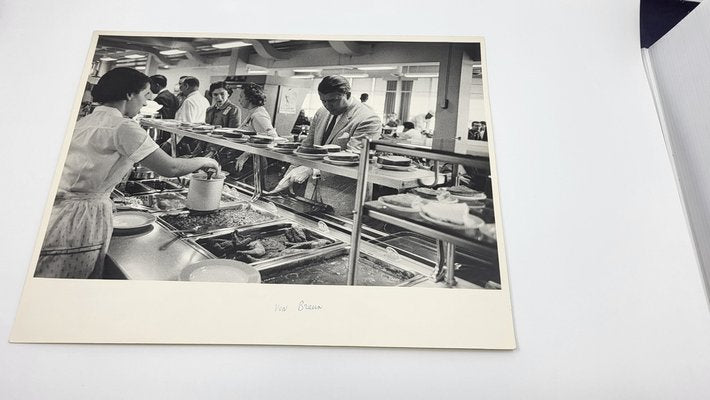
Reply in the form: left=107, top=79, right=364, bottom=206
left=346, top=114, right=382, bottom=152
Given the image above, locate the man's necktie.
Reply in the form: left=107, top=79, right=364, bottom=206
left=322, top=115, right=337, bottom=145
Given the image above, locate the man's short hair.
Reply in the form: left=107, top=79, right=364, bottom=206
left=183, top=76, right=199, bottom=88
left=150, top=74, right=167, bottom=88
left=318, top=75, right=351, bottom=95
left=360, top=93, right=369, bottom=101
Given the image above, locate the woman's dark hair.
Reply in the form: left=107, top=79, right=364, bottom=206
left=318, top=75, right=351, bottom=96
left=403, top=121, right=415, bottom=130
left=209, top=81, right=233, bottom=96
left=241, top=83, right=266, bottom=107
left=91, top=67, right=150, bottom=103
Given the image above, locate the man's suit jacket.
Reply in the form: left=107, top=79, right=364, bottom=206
left=302, top=100, right=381, bottom=151
left=299, top=100, right=382, bottom=215
left=154, top=90, right=179, bottom=119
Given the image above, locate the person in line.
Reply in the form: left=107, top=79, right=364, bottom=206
left=149, top=75, right=179, bottom=119
left=232, top=83, right=279, bottom=172
left=175, top=75, right=188, bottom=107
left=272, top=75, right=381, bottom=215
left=399, top=121, right=426, bottom=144
left=205, top=81, right=241, bottom=128
left=175, top=76, right=209, bottom=123
left=35, top=68, right=218, bottom=279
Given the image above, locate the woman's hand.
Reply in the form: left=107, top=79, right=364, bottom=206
left=195, top=157, right=220, bottom=172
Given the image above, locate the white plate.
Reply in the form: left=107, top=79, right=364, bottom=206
left=324, top=157, right=359, bottom=166
left=478, top=223, right=497, bottom=241
left=179, top=260, right=261, bottom=283
left=418, top=209, right=484, bottom=230
left=294, top=151, right=327, bottom=160
left=451, top=192, right=487, bottom=201
left=225, top=137, right=249, bottom=143
left=375, top=164, right=416, bottom=172
left=377, top=198, right=421, bottom=213
left=248, top=142, right=271, bottom=148
left=112, top=211, right=156, bottom=230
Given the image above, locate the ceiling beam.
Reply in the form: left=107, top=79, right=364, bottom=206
left=243, top=39, right=289, bottom=60
left=328, top=41, right=371, bottom=56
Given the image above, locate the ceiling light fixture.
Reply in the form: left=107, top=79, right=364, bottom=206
left=340, top=73, right=369, bottom=78
left=291, top=75, right=314, bottom=79
left=357, top=66, right=397, bottom=71
left=124, top=54, right=145, bottom=59
left=159, top=49, right=187, bottom=55
left=212, top=41, right=251, bottom=49
left=402, top=73, right=439, bottom=78
left=293, top=68, right=321, bottom=73
left=99, top=57, right=117, bottom=62
left=248, top=70, right=268, bottom=75
left=135, top=66, right=146, bottom=70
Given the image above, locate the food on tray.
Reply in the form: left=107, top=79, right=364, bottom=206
left=159, top=205, right=276, bottom=231
left=321, top=144, right=342, bottom=153
left=420, top=202, right=470, bottom=226
left=199, top=226, right=334, bottom=263
left=296, top=145, right=328, bottom=155
left=446, top=185, right=480, bottom=196
left=411, top=187, right=456, bottom=203
left=260, top=254, right=417, bottom=286
left=377, top=155, right=412, bottom=166
left=379, top=193, right=422, bottom=209
left=327, top=151, right=359, bottom=161
left=274, top=141, right=300, bottom=149
left=249, top=135, right=275, bottom=144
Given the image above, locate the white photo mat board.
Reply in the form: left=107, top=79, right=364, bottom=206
left=10, top=31, right=515, bottom=349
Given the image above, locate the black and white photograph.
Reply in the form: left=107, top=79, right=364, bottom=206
left=32, top=33, right=505, bottom=290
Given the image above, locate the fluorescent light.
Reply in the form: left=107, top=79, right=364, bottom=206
left=135, top=66, right=146, bottom=70
left=125, top=54, right=145, bottom=59
left=160, top=65, right=170, bottom=69
left=291, top=75, right=314, bottom=79
left=403, top=73, right=439, bottom=78
left=248, top=69, right=268, bottom=75
left=159, top=49, right=186, bottom=55
left=212, top=41, right=251, bottom=49
left=293, top=68, right=321, bottom=73
left=357, top=66, right=396, bottom=71
left=99, top=57, right=116, bottom=62
left=340, top=73, right=369, bottom=78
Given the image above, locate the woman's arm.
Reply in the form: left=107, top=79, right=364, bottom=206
left=140, top=148, right=219, bottom=178
left=251, top=110, right=278, bottom=137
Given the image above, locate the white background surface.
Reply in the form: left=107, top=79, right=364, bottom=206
left=2, top=0, right=710, bottom=398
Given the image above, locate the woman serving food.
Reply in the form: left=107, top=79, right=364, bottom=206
left=35, top=67, right=218, bottom=279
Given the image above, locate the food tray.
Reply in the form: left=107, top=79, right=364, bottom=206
left=158, top=203, right=279, bottom=233
left=260, top=252, right=422, bottom=287
left=195, top=224, right=339, bottom=265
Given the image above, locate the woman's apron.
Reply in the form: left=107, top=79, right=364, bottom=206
left=35, top=191, right=113, bottom=279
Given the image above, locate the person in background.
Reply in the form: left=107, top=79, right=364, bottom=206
left=399, top=121, right=426, bottom=144
left=34, top=68, right=218, bottom=279
left=175, top=75, right=188, bottom=107
left=479, top=121, right=488, bottom=141
left=192, top=81, right=242, bottom=160
left=232, top=83, right=278, bottom=171
left=468, top=121, right=482, bottom=140
left=149, top=75, right=179, bottom=119
left=205, top=81, right=241, bottom=128
left=272, top=75, right=381, bottom=215
left=175, top=76, right=209, bottom=123
left=413, top=111, right=435, bottom=136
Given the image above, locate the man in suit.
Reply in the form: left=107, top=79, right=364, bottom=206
left=149, top=75, right=179, bottom=119
left=273, top=75, right=382, bottom=215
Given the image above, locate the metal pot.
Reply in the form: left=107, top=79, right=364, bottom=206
left=186, top=171, right=227, bottom=211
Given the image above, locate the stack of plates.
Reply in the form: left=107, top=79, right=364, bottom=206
left=270, top=142, right=300, bottom=154
left=324, top=151, right=359, bottom=166
left=248, top=135, right=275, bottom=148
left=294, top=145, right=328, bottom=160
left=376, top=155, right=415, bottom=171
left=444, top=185, right=487, bottom=201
